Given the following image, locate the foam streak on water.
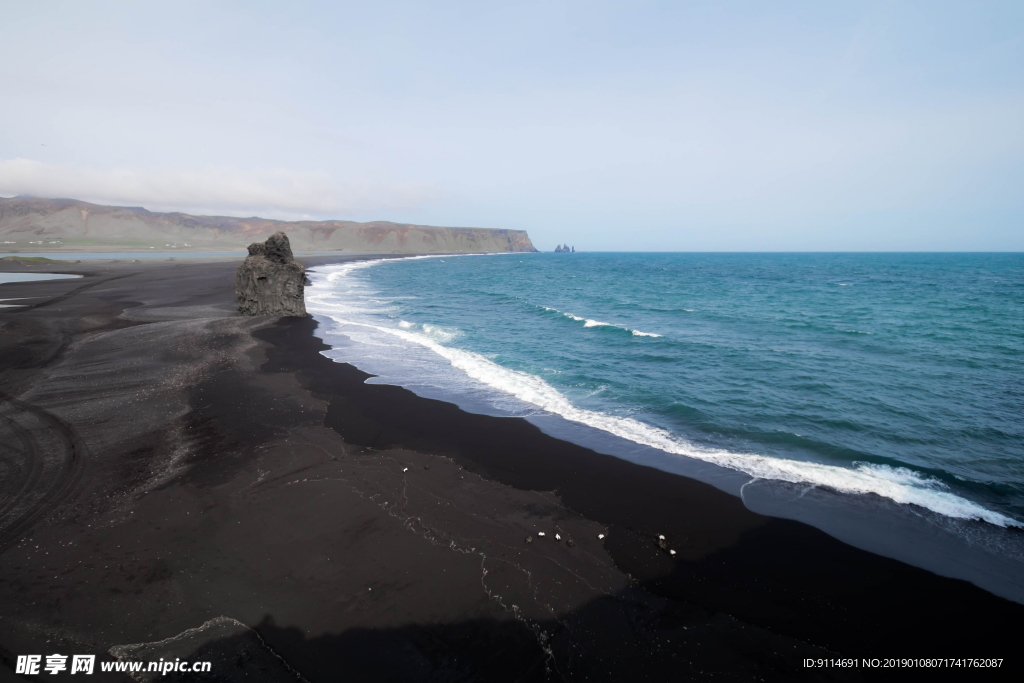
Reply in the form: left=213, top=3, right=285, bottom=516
left=542, top=306, right=662, bottom=337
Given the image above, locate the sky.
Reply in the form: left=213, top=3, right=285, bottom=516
left=1, top=1, right=1022, bottom=251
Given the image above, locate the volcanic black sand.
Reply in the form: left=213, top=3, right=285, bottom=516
left=0, top=257, right=1019, bottom=682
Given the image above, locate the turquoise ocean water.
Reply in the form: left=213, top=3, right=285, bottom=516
left=307, top=253, right=1024, bottom=583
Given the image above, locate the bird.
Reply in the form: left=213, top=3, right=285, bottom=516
left=554, top=533, right=561, bottom=541
left=597, top=533, right=605, bottom=540
left=538, top=531, right=546, bottom=537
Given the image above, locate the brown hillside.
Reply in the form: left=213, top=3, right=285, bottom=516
left=0, top=197, right=538, bottom=254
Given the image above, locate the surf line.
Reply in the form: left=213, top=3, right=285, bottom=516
left=307, top=309, right=1020, bottom=530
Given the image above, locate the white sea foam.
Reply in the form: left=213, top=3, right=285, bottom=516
left=549, top=307, right=661, bottom=337
left=307, top=262, right=1020, bottom=529
left=421, top=323, right=460, bottom=342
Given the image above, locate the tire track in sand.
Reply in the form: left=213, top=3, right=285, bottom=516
left=0, top=273, right=137, bottom=549
left=0, top=393, right=89, bottom=552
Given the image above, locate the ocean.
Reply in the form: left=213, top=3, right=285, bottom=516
left=306, top=252, right=1024, bottom=594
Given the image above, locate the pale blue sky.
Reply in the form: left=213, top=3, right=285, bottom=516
left=1, top=1, right=1021, bottom=250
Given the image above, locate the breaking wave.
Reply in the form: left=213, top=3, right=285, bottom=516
left=307, top=261, right=1018, bottom=529
left=542, top=306, right=662, bottom=338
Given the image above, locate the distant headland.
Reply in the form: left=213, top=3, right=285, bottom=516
left=0, top=197, right=538, bottom=254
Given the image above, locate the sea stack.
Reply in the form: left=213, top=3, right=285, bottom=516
left=235, top=231, right=308, bottom=316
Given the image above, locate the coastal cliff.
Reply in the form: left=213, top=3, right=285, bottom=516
left=0, top=197, right=538, bottom=254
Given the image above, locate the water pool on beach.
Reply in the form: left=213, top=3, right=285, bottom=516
left=0, top=252, right=246, bottom=260
left=0, top=252, right=356, bottom=260
left=0, top=272, right=81, bottom=283
left=0, top=272, right=82, bottom=306
left=306, top=252, right=1024, bottom=594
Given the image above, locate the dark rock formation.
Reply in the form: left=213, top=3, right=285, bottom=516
left=554, top=244, right=576, bottom=253
left=235, top=232, right=307, bottom=316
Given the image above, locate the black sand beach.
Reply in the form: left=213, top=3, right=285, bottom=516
left=1, top=257, right=1019, bottom=681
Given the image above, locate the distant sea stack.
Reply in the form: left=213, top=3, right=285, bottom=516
left=235, top=232, right=307, bottom=317
left=0, top=197, right=539, bottom=254
left=554, top=244, right=575, bottom=252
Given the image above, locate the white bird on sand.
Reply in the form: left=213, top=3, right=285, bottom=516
left=538, top=531, right=546, bottom=537
left=658, top=534, right=665, bottom=540
left=402, top=467, right=408, bottom=472
left=555, top=533, right=561, bottom=541
left=669, top=549, right=677, bottom=556
left=598, top=533, right=605, bottom=540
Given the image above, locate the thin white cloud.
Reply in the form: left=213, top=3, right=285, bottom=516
left=0, top=159, right=438, bottom=219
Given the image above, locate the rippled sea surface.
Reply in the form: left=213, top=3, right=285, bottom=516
left=307, top=253, right=1024, bottom=529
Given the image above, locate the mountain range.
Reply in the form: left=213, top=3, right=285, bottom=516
left=0, top=197, right=537, bottom=254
